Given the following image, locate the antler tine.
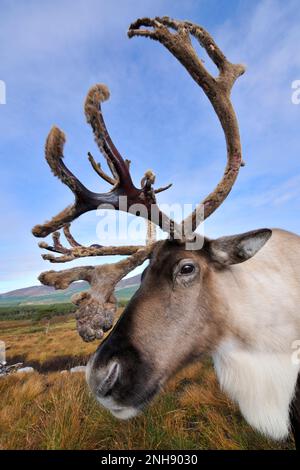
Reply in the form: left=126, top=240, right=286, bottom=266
left=32, top=126, right=94, bottom=238
left=128, top=17, right=245, bottom=234
left=32, top=85, right=143, bottom=239
left=39, top=221, right=146, bottom=263
left=41, top=244, right=145, bottom=263
left=154, top=183, right=172, bottom=194
left=84, top=84, right=133, bottom=189
left=38, top=230, right=71, bottom=255
left=87, top=151, right=116, bottom=186
left=63, top=223, right=82, bottom=247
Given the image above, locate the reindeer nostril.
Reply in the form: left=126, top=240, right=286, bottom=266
left=97, top=361, right=120, bottom=397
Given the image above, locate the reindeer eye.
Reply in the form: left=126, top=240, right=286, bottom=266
left=173, top=259, right=198, bottom=283
left=180, top=264, right=195, bottom=275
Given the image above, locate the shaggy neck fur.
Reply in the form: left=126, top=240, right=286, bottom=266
left=210, top=229, right=300, bottom=440
left=212, top=339, right=300, bottom=440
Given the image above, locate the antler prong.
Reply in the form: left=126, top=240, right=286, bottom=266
left=41, top=244, right=146, bottom=263
left=84, top=84, right=132, bottom=187
left=38, top=220, right=146, bottom=263
left=38, top=231, right=71, bottom=255
left=87, top=152, right=116, bottom=186
left=154, top=183, right=173, bottom=194
left=63, top=224, right=82, bottom=247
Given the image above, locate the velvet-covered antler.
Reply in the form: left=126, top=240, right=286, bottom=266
left=39, top=245, right=152, bottom=341
left=32, top=84, right=177, bottom=240
left=32, top=84, right=174, bottom=341
left=128, top=16, right=245, bottom=233
left=33, top=17, right=246, bottom=342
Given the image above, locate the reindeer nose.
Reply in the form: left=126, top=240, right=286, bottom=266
left=96, top=361, right=120, bottom=397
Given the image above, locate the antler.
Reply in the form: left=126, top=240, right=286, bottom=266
left=39, top=245, right=152, bottom=342
left=38, top=229, right=143, bottom=263
left=128, top=16, right=245, bottom=233
left=33, top=17, right=246, bottom=342
left=32, top=84, right=175, bottom=338
left=32, top=84, right=178, bottom=241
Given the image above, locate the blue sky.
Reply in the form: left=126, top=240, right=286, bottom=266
left=0, top=0, right=299, bottom=293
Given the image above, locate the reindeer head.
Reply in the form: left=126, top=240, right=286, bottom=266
left=32, top=17, right=271, bottom=418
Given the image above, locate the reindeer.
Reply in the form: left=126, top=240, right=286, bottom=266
left=32, top=17, right=300, bottom=448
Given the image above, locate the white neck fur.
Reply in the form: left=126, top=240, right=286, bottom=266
left=213, top=339, right=300, bottom=440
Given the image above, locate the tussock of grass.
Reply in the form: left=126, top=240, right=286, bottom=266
left=0, top=316, right=295, bottom=450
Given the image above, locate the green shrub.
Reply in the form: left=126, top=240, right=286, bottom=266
left=0, top=303, right=76, bottom=321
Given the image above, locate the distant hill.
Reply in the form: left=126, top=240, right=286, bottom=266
left=0, top=274, right=141, bottom=306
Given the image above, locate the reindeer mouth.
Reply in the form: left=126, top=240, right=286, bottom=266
left=94, top=394, right=141, bottom=420
left=110, top=407, right=141, bottom=420
left=93, top=379, right=161, bottom=420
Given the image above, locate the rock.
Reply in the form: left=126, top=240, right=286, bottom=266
left=17, top=367, right=34, bottom=374
left=70, top=366, right=86, bottom=373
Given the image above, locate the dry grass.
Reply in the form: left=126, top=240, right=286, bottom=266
left=0, top=311, right=124, bottom=364
left=0, top=315, right=296, bottom=450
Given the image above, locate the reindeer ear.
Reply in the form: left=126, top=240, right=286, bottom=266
left=206, top=229, right=272, bottom=266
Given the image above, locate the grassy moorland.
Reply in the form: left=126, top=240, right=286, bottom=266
left=0, top=313, right=295, bottom=450
left=0, top=284, right=138, bottom=310
left=0, top=303, right=76, bottom=322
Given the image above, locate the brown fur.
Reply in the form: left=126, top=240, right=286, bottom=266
left=87, top=228, right=300, bottom=439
